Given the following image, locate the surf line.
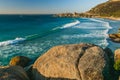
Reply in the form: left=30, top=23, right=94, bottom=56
left=0, top=38, right=26, bottom=46
left=52, top=20, right=80, bottom=30
left=0, top=20, right=80, bottom=46
left=26, top=20, right=80, bottom=40
left=0, top=29, right=60, bottom=47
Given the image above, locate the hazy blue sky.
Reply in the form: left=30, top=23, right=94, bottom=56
left=0, top=0, right=108, bottom=14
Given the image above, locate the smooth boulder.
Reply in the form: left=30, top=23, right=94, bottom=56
left=33, top=43, right=108, bottom=80
left=9, top=56, right=30, bottom=67
left=0, top=66, right=30, bottom=80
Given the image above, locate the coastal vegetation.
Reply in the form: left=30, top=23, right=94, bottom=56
left=114, top=49, right=120, bottom=71
left=114, top=60, right=120, bottom=70
left=55, top=0, right=120, bottom=20
left=88, top=1, right=120, bottom=17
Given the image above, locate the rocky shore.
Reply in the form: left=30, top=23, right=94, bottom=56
left=109, top=28, right=120, bottom=43
left=54, top=12, right=97, bottom=18
left=0, top=43, right=120, bottom=80
left=55, top=0, right=120, bottom=21
left=55, top=12, right=120, bottom=21
left=109, top=33, right=120, bottom=42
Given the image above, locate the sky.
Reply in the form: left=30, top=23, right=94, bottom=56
left=0, top=0, right=108, bottom=14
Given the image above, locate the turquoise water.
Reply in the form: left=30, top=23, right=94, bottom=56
left=0, top=15, right=120, bottom=65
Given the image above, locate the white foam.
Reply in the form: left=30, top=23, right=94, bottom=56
left=61, top=20, right=80, bottom=29
left=61, top=33, right=108, bottom=39
left=61, top=33, right=109, bottom=48
left=90, top=18, right=112, bottom=29
left=74, top=26, right=107, bottom=29
left=98, top=39, right=109, bottom=48
left=88, top=18, right=112, bottom=47
left=0, top=37, right=26, bottom=46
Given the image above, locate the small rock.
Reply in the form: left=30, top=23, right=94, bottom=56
left=9, top=56, right=30, bottom=67
left=0, top=66, right=30, bottom=80
left=109, top=34, right=117, bottom=39
left=114, top=38, right=120, bottom=42
left=109, top=34, right=120, bottom=42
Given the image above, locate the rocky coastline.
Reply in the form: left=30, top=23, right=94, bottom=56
left=109, top=28, right=120, bottom=43
left=1, top=0, right=120, bottom=79
left=54, top=12, right=120, bottom=21
left=0, top=43, right=120, bottom=80
left=54, top=0, right=120, bottom=21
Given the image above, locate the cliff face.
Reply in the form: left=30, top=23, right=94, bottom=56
left=88, top=1, right=120, bottom=17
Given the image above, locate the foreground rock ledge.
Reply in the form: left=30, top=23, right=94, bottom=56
left=33, top=43, right=108, bottom=80
left=0, top=66, right=30, bottom=80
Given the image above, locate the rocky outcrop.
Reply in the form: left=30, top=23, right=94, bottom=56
left=114, top=49, right=120, bottom=61
left=55, top=12, right=96, bottom=18
left=33, top=43, right=108, bottom=80
left=9, top=56, right=30, bottom=67
left=109, top=34, right=120, bottom=42
left=55, top=0, right=120, bottom=20
left=0, top=66, right=30, bottom=80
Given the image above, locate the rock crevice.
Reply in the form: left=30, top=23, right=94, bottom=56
left=76, top=46, right=94, bottom=80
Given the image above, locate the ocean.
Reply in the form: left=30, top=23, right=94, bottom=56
left=0, top=15, right=120, bottom=66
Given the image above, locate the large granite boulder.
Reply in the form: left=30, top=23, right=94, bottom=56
left=0, top=66, right=30, bottom=80
left=33, top=43, right=108, bottom=80
left=9, top=56, right=30, bottom=67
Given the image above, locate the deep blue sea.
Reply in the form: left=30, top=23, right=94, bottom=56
left=0, top=15, right=120, bottom=66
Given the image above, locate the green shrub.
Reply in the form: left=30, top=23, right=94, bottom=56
left=114, top=60, right=120, bottom=71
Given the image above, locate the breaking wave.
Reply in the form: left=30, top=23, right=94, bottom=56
left=60, top=20, right=80, bottom=29
left=90, top=18, right=112, bottom=29
left=52, top=20, right=80, bottom=31
left=0, top=38, right=26, bottom=46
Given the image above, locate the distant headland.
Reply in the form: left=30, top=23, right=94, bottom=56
left=55, top=0, right=120, bottom=20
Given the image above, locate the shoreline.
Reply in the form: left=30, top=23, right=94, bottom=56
left=54, top=13, right=120, bottom=21
left=94, top=16, right=120, bottom=21
left=55, top=15, right=120, bottom=21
